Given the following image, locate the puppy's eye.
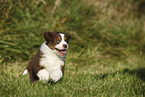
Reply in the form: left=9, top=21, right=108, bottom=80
left=56, top=40, right=60, bottom=43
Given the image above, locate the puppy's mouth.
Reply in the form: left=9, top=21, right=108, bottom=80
left=55, top=48, right=66, bottom=56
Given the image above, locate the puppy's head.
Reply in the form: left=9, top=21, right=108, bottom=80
left=44, top=31, right=70, bottom=57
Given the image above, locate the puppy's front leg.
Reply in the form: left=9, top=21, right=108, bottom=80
left=37, top=69, right=50, bottom=83
left=50, top=68, right=63, bottom=83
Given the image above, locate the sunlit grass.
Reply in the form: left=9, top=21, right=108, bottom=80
left=0, top=54, right=145, bottom=96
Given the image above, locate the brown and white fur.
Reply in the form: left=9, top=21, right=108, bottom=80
left=22, top=31, right=70, bottom=83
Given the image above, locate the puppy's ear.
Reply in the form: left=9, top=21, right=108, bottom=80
left=65, top=33, right=71, bottom=43
left=44, top=32, right=53, bottom=42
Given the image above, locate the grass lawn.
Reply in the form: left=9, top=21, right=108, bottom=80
left=0, top=54, right=145, bottom=96
left=0, top=0, right=145, bottom=96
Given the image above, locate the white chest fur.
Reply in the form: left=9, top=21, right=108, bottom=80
left=40, top=54, right=64, bottom=73
left=37, top=42, right=65, bottom=82
left=40, top=42, right=65, bottom=73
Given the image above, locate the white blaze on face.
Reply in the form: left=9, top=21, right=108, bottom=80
left=55, top=33, right=69, bottom=50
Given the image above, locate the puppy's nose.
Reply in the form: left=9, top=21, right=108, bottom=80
left=63, top=44, right=67, bottom=49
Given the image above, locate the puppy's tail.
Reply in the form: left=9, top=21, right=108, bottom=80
left=22, top=69, right=28, bottom=76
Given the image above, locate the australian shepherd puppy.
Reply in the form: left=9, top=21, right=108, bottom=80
left=23, top=31, right=70, bottom=83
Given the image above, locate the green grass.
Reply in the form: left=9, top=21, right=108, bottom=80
left=0, top=55, right=145, bottom=96
left=0, top=0, right=145, bottom=96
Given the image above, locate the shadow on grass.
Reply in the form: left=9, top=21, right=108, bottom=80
left=95, top=68, right=145, bottom=82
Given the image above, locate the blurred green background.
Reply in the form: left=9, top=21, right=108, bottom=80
left=0, top=0, right=145, bottom=62
left=0, top=0, right=145, bottom=63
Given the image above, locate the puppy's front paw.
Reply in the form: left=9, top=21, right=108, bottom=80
left=37, top=69, right=50, bottom=83
left=50, top=69, right=63, bottom=83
